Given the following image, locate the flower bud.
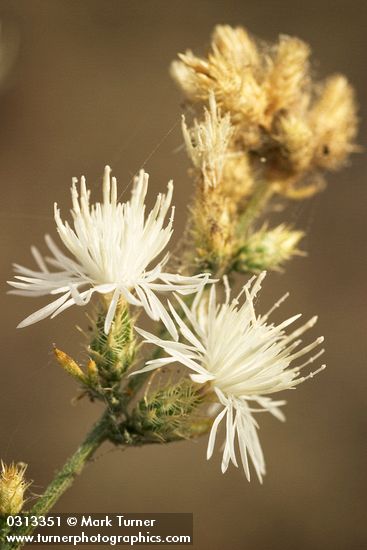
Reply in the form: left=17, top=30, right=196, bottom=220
left=235, top=224, right=304, bottom=273
left=54, top=347, right=86, bottom=383
left=131, top=379, right=204, bottom=442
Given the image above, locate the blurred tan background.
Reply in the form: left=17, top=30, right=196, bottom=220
left=0, top=1, right=366, bottom=549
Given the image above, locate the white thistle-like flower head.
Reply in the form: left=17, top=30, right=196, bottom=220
left=8, top=166, right=210, bottom=335
left=134, top=272, right=325, bottom=482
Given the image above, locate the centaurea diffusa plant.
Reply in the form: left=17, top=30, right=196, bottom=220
left=1, top=23, right=358, bottom=547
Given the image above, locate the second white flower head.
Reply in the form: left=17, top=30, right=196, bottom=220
left=135, top=272, right=325, bottom=481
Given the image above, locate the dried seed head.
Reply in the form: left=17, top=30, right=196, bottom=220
left=310, top=75, right=358, bottom=170
left=264, top=35, right=311, bottom=119
left=172, top=24, right=358, bottom=200
left=221, top=154, right=254, bottom=207
left=182, top=93, right=233, bottom=188
left=0, top=461, right=30, bottom=515
left=272, top=111, right=314, bottom=173
left=190, top=187, right=235, bottom=272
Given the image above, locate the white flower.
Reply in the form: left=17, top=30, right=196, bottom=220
left=8, top=166, right=210, bottom=335
left=134, top=272, right=325, bottom=481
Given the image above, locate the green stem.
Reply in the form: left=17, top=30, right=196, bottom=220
left=237, top=181, right=274, bottom=237
left=2, top=410, right=110, bottom=549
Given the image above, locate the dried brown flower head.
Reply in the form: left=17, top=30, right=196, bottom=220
left=172, top=24, right=358, bottom=199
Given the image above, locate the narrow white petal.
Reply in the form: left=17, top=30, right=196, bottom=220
left=17, top=293, right=71, bottom=328
left=104, top=288, right=121, bottom=334
left=207, top=407, right=227, bottom=460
